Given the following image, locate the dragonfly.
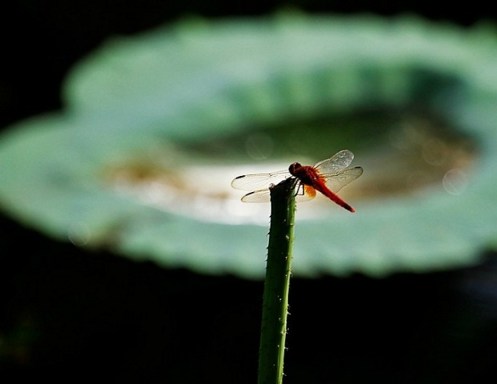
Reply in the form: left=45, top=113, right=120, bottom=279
left=231, top=149, right=363, bottom=212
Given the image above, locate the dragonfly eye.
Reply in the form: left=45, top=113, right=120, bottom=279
left=288, top=162, right=301, bottom=174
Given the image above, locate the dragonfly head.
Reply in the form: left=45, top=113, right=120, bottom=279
left=288, top=162, right=302, bottom=176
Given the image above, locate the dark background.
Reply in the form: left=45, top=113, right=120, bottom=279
left=1, top=2, right=497, bottom=383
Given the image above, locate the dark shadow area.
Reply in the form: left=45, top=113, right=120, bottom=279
left=2, top=214, right=497, bottom=383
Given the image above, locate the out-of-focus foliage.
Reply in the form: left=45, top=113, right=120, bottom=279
left=1, top=15, right=496, bottom=277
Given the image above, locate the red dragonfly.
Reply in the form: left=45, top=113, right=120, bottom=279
left=231, top=150, right=363, bottom=212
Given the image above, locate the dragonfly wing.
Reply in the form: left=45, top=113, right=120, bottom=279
left=314, top=149, right=354, bottom=174
left=324, top=166, right=363, bottom=192
left=231, top=169, right=289, bottom=191
left=241, top=181, right=316, bottom=202
left=240, top=188, right=271, bottom=202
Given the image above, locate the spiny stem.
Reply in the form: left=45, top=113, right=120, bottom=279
left=258, top=178, right=296, bottom=384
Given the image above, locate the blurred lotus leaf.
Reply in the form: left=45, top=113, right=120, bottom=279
left=1, top=15, right=497, bottom=277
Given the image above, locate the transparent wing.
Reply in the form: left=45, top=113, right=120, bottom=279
left=314, top=150, right=354, bottom=175
left=240, top=188, right=271, bottom=202
left=231, top=169, right=289, bottom=191
left=313, top=150, right=362, bottom=192
left=240, top=181, right=316, bottom=203
left=323, top=166, right=363, bottom=192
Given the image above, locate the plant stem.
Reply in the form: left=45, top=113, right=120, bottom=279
left=258, top=178, right=297, bottom=384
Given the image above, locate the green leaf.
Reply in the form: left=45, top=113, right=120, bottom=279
left=1, top=15, right=497, bottom=277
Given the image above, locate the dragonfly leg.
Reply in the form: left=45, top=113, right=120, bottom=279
left=294, top=182, right=305, bottom=196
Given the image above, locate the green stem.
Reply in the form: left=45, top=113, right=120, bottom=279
left=258, top=178, right=297, bottom=384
